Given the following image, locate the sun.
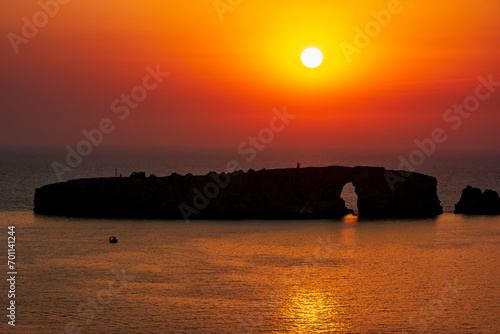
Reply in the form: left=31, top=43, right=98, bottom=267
left=301, top=47, right=323, bottom=68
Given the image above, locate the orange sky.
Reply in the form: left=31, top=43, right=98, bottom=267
left=1, top=0, right=499, bottom=150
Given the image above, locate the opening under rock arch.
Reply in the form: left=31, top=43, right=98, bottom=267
left=340, top=182, right=358, bottom=214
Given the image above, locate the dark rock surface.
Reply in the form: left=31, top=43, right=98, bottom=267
left=454, top=186, right=500, bottom=215
left=34, top=166, right=443, bottom=219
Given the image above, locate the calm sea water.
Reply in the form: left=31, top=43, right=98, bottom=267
left=0, top=146, right=499, bottom=333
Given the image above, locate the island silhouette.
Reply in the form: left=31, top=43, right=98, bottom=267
left=34, top=166, right=444, bottom=219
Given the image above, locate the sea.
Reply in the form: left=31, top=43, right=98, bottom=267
left=0, top=146, right=499, bottom=333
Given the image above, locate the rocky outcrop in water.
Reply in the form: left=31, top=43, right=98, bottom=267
left=34, top=166, right=443, bottom=219
left=454, top=186, right=500, bottom=215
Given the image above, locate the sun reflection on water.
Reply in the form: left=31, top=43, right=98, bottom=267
left=278, top=287, right=349, bottom=333
left=342, top=214, right=359, bottom=224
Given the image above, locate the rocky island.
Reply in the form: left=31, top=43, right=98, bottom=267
left=455, top=186, right=500, bottom=215
left=34, top=166, right=443, bottom=220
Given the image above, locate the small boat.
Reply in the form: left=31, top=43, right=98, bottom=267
left=109, top=236, right=118, bottom=243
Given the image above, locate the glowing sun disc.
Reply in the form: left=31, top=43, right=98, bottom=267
left=301, top=47, right=323, bottom=68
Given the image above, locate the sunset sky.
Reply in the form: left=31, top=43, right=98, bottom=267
left=1, top=0, right=499, bottom=151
